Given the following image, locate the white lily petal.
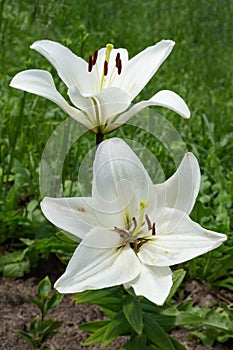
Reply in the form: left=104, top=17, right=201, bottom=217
left=91, top=88, right=131, bottom=124
left=149, top=90, right=190, bottom=118
left=115, top=90, right=190, bottom=127
left=68, top=86, right=131, bottom=125
left=9, top=70, right=92, bottom=128
left=125, top=264, right=172, bottom=305
left=138, top=208, right=227, bottom=267
left=92, top=138, right=154, bottom=224
left=55, top=228, right=140, bottom=293
left=68, top=86, right=96, bottom=125
left=41, top=197, right=101, bottom=239
left=31, top=40, right=93, bottom=93
left=154, top=152, right=200, bottom=215
left=115, top=40, right=175, bottom=100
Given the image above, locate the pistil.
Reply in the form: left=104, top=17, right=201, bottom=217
left=132, top=200, right=148, bottom=237
left=100, top=43, right=113, bottom=90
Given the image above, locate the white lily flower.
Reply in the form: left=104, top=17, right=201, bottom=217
left=10, top=40, right=190, bottom=134
left=41, top=138, right=227, bottom=305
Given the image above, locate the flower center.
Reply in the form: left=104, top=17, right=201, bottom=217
left=88, top=43, right=123, bottom=91
left=114, top=200, right=156, bottom=253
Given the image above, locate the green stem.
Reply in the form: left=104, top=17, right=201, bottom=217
left=96, top=133, right=104, bottom=148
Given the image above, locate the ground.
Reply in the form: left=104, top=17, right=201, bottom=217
left=0, top=256, right=232, bottom=350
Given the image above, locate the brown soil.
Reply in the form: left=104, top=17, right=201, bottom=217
left=0, top=256, right=232, bottom=350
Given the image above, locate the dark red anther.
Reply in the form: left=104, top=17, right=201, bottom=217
left=132, top=217, right=137, bottom=231
left=117, top=59, right=122, bottom=75
left=152, top=222, right=156, bottom=236
left=92, top=50, right=98, bottom=65
left=116, top=52, right=120, bottom=66
left=88, top=55, right=93, bottom=72
left=104, top=60, right=108, bottom=76
left=145, top=214, right=152, bottom=230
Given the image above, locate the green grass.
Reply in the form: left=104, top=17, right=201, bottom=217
left=0, top=0, right=232, bottom=290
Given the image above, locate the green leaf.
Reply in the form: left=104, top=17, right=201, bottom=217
left=143, top=314, right=176, bottom=350
left=73, top=287, right=122, bottom=309
left=37, top=276, right=51, bottom=299
left=170, top=337, right=187, bottom=350
left=213, top=277, right=233, bottom=291
left=101, top=311, right=130, bottom=347
left=166, top=269, right=186, bottom=302
left=3, top=258, right=30, bottom=278
left=40, top=319, right=63, bottom=342
left=122, top=295, right=143, bottom=334
left=144, top=313, right=176, bottom=331
left=15, top=330, right=36, bottom=348
left=82, top=324, right=109, bottom=346
left=45, top=293, right=63, bottom=313
left=29, top=315, right=40, bottom=337
left=125, top=334, right=147, bottom=350
left=79, top=320, right=110, bottom=333
left=175, top=312, right=203, bottom=327
left=100, top=306, right=118, bottom=318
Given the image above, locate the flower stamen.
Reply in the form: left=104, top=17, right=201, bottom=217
left=88, top=56, right=93, bottom=72
left=114, top=226, right=129, bottom=238
left=132, top=200, right=148, bottom=237
left=92, top=50, right=98, bottom=65
left=145, top=214, right=152, bottom=230
left=132, top=217, right=137, bottom=231
left=115, top=52, right=122, bottom=75
left=152, top=222, right=156, bottom=235
left=100, top=43, right=114, bottom=90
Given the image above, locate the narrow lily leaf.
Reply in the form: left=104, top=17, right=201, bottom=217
left=82, top=324, right=109, bottom=346
left=125, top=334, right=147, bottom=350
left=147, top=312, right=203, bottom=332
left=175, top=312, right=203, bottom=327
left=73, top=287, right=122, bottom=306
left=79, top=320, right=110, bottom=333
left=144, top=313, right=176, bottom=331
left=15, top=331, right=35, bottom=348
left=29, top=315, right=40, bottom=337
left=45, top=293, right=63, bottom=313
left=166, top=269, right=186, bottom=302
left=122, top=295, right=143, bottom=334
left=101, top=311, right=130, bottom=347
left=143, top=314, right=176, bottom=350
left=170, top=337, right=187, bottom=350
